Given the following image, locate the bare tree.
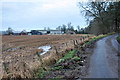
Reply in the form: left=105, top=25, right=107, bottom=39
left=56, top=26, right=61, bottom=30
left=44, top=27, right=46, bottom=30
left=6, top=27, right=13, bottom=35
left=21, top=30, right=27, bottom=35
left=67, top=22, right=74, bottom=31
left=77, top=25, right=80, bottom=32
left=47, top=27, right=50, bottom=31
left=61, top=24, right=67, bottom=33
left=78, top=2, right=120, bottom=34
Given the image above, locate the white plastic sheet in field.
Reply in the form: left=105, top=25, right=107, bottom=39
left=38, top=45, right=51, bottom=55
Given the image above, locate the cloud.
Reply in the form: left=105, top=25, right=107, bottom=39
left=2, top=0, right=87, bottom=31
left=27, top=0, right=81, bottom=19
left=1, top=0, right=89, bottom=2
left=3, top=0, right=80, bottom=20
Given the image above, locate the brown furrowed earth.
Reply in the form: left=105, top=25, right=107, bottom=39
left=2, top=34, right=94, bottom=78
left=2, top=34, right=89, bottom=51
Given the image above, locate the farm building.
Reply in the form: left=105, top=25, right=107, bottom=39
left=66, top=31, right=76, bottom=35
left=31, top=30, right=64, bottom=35
left=31, top=30, right=42, bottom=35
left=49, top=30, right=64, bottom=35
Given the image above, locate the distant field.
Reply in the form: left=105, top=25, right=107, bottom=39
left=2, top=34, right=93, bottom=51
left=2, top=34, right=94, bottom=78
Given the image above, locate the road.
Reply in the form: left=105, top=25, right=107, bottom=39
left=86, top=34, right=119, bottom=78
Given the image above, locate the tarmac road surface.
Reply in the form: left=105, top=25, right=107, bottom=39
left=86, top=34, right=119, bottom=78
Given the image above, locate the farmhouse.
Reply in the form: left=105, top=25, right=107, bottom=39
left=31, top=30, right=63, bottom=35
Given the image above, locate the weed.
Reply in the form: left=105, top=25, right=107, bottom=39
left=48, top=78, right=63, bottom=80
left=56, top=50, right=76, bottom=64
left=34, top=68, right=46, bottom=78
left=36, top=51, right=42, bottom=62
left=117, top=35, right=120, bottom=43
left=3, top=62, right=9, bottom=74
left=51, top=66, right=64, bottom=71
left=72, top=56, right=81, bottom=61
left=57, top=59, right=65, bottom=64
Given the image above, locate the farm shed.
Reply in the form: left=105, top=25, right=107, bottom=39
left=31, top=30, right=42, bottom=35
left=31, top=30, right=63, bottom=35
left=66, top=31, right=76, bottom=35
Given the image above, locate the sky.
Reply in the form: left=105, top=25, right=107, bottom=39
left=1, top=0, right=88, bottom=31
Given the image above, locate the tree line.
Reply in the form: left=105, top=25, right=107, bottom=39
left=56, top=22, right=86, bottom=34
left=78, top=2, right=120, bottom=35
left=6, top=24, right=87, bottom=35
left=6, top=27, right=27, bottom=35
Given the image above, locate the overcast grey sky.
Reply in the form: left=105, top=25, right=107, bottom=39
left=2, top=0, right=88, bottom=31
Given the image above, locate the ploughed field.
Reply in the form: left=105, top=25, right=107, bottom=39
left=2, top=35, right=88, bottom=51
left=2, top=34, right=93, bottom=78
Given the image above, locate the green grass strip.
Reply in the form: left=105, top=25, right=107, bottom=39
left=57, top=50, right=75, bottom=64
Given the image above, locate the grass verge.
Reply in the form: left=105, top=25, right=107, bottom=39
left=57, top=50, right=75, bottom=64
left=33, top=68, right=46, bottom=78
left=51, top=50, right=76, bottom=71
left=84, top=32, right=116, bottom=47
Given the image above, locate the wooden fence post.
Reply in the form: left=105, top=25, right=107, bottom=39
left=65, top=42, right=68, bottom=47
left=73, top=40, right=76, bottom=47
left=54, top=46, right=58, bottom=56
left=76, top=40, right=78, bottom=45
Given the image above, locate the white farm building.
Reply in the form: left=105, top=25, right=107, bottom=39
left=31, top=30, right=64, bottom=35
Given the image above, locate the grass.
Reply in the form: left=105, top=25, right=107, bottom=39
left=48, top=78, right=63, bottom=80
left=117, top=36, right=120, bottom=40
left=84, top=35, right=105, bottom=47
left=51, top=66, right=64, bottom=71
left=50, top=50, right=76, bottom=71
left=72, top=56, right=81, bottom=61
left=84, top=32, right=116, bottom=47
left=34, top=50, right=76, bottom=77
left=51, top=56, right=81, bottom=71
left=57, top=50, right=75, bottom=64
left=34, top=68, right=46, bottom=78
left=36, top=51, right=42, bottom=62
left=61, top=50, right=75, bottom=59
